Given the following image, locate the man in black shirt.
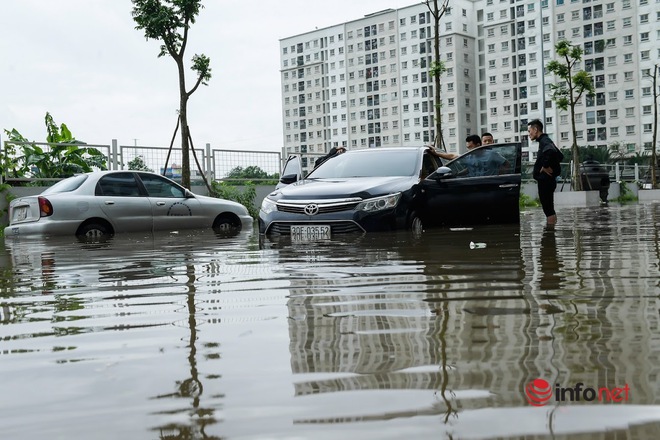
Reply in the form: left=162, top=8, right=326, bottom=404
left=528, top=119, right=563, bottom=225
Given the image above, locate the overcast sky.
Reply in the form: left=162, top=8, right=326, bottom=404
left=1, top=0, right=418, bottom=153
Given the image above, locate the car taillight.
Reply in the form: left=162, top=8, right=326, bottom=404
left=38, top=196, right=54, bottom=217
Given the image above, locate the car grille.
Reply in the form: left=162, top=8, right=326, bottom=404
left=276, top=201, right=360, bottom=215
left=268, top=222, right=364, bottom=235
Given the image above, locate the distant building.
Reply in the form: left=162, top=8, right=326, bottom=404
left=280, top=1, right=659, bottom=173
left=160, top=163, right=182, bottom=179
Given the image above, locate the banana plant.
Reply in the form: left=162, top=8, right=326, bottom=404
left=2, top=112, right=108, bottom=179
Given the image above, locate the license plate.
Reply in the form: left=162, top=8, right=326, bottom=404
left=290, top=225, right=331, bottom=242
left=14, top=206, right=28, bottom=222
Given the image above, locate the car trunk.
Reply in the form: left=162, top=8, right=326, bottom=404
left=9, top=198, right=42, bottom=225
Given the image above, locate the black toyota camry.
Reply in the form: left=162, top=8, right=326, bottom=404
left=259, top=144, right=522, bottom=241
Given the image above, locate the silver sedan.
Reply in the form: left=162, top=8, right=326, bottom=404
left=5, top=171, right=253, bottom=238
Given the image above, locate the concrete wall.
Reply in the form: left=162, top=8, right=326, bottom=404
left=521, top=181, right=633, bottom=201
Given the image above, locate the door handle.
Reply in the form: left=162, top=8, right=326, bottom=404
left=104, top=201, right=115, bottom=205
left=499, top=184, right=518, bottom=188
left=156, top=202, right=166, bottom=206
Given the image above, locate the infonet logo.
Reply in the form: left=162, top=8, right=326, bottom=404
left=525, top=378, right=630, bottom=406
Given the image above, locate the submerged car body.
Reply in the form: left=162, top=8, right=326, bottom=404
left=259, top=144, right=522, bottom=240
left=6, top=171, right=253, bottom=238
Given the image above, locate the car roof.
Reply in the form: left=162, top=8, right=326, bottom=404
left=343, top=146, right=429, bottom=154
left=76, top=170, right=160, bottom=177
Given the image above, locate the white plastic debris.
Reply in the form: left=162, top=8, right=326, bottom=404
left=469, top=241, right=487, bottom=249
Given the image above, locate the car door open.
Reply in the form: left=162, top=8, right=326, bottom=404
left=416, top=143, right=522, bottom=226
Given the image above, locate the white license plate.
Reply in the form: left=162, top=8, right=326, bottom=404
left=290, top=225, right=331, bottom=242
left=14, top=206, right=28, bottom=222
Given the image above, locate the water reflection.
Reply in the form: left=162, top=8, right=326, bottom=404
left=1, top=204, right=659, bottom=439
left=539, top=225, right=562, bottom=292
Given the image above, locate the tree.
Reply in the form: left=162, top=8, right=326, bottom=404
left=127, top=155, right=153, bottom=172
left=2, top=112, right=107, bottom=180
left=426, top=0, right=450, bottom=151
left=546, top=40, right=595, bottom=191
left=132, top=0, right=212, bottom=189
left=226, top=165, right=278, bottom=180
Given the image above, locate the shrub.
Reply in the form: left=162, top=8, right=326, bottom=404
left=210, top=181, right=259, bottom=219
left=520, top=193, right=541, bottom=208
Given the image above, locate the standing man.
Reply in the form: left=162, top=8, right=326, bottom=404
left=528, top=119, right=563, bottom=224
left=481, top=132, right=495, bottom=145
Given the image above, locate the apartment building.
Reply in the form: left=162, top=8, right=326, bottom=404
left=280, top=0, right=659, bottom=171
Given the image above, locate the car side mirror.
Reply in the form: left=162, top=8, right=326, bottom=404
left=184, top=189, right=195, bottom=198
left=432, top=166, right=453, bottom=180
left=279, top=174, right=298, bottom=185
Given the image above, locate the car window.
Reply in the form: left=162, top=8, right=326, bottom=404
left=96, top=173, right=142, bottom=197
left=138, top=173, right=185, bottom=198
left=281, top=155, right=301, bottom=178
left=421, top=153, right=440, bottom=178
left=309, top=149, right=419, bottom=178
left=42, top=174, right=88, bottom=194
left=446, top=144, right=516, bottom=178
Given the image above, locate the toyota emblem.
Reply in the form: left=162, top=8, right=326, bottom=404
left=304, top=204, right=319, bottom=216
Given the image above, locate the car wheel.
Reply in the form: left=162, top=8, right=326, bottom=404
left=77, top=222, right=111, bottom=238
left=408, top=211, right=424, bottom=235
left=213, top=214, right=242, bottom=236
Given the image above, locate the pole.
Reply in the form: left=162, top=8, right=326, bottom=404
left=539, top=0, right=547, bottom=126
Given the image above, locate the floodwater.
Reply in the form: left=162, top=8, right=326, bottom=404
left=1, top=204, right=660, bottom=440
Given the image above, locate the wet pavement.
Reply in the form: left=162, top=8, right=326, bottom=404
left=1, top=203, right=659, bottom=439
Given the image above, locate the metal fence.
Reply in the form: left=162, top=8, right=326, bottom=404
left=520, top=161, right=650, bottom=184
left=1, top=139, right=653, bottom=185
left=1, top=139, right=285, bottom=184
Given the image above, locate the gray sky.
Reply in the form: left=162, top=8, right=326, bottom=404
left=1, top=0, right=417, bottom=152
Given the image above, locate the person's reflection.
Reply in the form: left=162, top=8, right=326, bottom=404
left=539, top=225, right=563, bottom=291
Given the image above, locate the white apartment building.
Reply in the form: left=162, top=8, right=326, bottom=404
left=280, top=0, right=659, bottom=171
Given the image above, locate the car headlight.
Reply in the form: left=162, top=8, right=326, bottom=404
left=356, top=192, right=402, bottom=212
left=260, top=197, right=278, bottom=214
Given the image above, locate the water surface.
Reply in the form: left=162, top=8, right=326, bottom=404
left=1, top=204, right=659, bottom=439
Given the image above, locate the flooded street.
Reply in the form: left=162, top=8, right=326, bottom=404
left=2, top=203, right=660, bottom=440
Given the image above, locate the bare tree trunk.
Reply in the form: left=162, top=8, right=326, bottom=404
left=565, top=57, right=582, bottom=191
left=570, top=103, right=581, bottom=190
left=426, top=0, right=449, bottom=150
left=432, top=0, right=443, bottom=149
left=174, top=57, right=190, bottom=189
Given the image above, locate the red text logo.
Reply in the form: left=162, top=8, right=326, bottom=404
left=526, top=379, right=630, bottom=406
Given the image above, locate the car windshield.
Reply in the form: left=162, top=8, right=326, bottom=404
left=308, top=149, right=419, bottom=178
left=41, top=174, right=89, bottom=194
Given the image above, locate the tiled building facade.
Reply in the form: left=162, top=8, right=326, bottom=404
left=280, top=0, right=659, bottom=172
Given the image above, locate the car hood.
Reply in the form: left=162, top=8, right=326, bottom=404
left=271, top=176, right=416, bottom=201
